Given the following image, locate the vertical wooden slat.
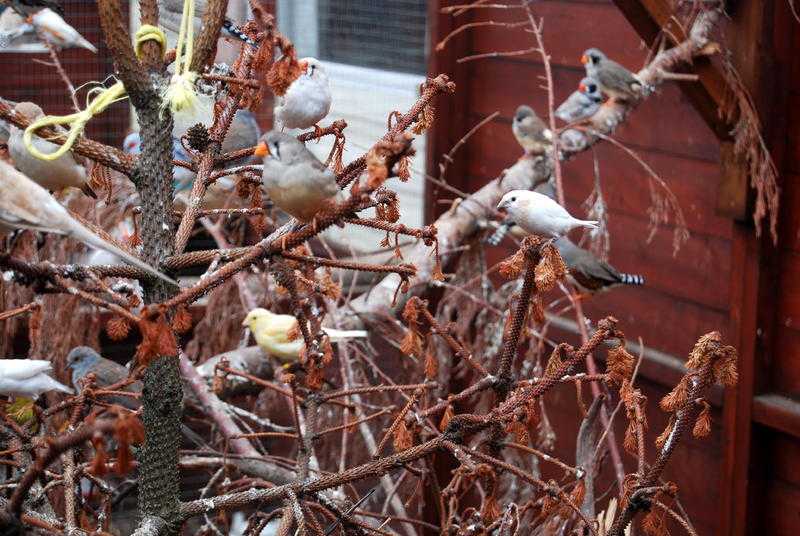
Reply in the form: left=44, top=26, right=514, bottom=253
left=424, top=0, right=472, bottom=222
left=719, top=0, right=792, bottom=533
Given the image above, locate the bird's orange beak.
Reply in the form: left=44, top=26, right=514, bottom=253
left=254, top=141, right=269, bottom=157
left=298, top=59, right=309, bottom=73
left=578, top=83, right=587, bottom=92
left=580, top=55, right=589, bottom=65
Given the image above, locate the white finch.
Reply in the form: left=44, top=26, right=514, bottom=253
left=242, top=307, right=367, bottom=363
left=512, top=105, right=552, bottom=156
left=29, top=8, right=97, bottom=53
left=556, top=77, right=604, bottom=123
left=555, top=237, right=644, bottom=293
left=274, top=57, right=332, bottom=130
left=581, top=48, right=641, bottom=102
left=0, top=359, right=73, bottom=398
left=255, top=130, right=340, bottom=222
left=496, top=190, right=598, bottom=239
left=0, top=159, right=177, bottom=285
left=8, top=101, right=95, bottom=197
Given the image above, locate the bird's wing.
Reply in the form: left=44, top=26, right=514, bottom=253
left=256, top=314, right=299, bottom=344
left=0, top=205, right=63, bottom=234
left=0, top=359, right=53, bottom=380
left=555, top=92, right=578, bottom=119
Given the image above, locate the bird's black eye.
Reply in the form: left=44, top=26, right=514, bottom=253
left=310, top=65, right=316, bottom=75
left=589, top=84, right=596, bottom=92
left=511, top=197, right=516, bottom=202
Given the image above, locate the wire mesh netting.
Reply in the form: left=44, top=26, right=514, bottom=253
left=317, top=0, right=428, bottom=75
left=0, top=1, right=130, bottom=147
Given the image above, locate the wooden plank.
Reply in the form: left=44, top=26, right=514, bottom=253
left=465, top=116, right=733, bottom=238
left=753, top=394, right=800, bottom=440
left=779, top=174, right=800, bottom=252
left=611, top=0, right=733, bottom=140
left=466, top=58, right=720, bottom=162
left=424, top=0, right=473, bottom=221
left=763, top=480, right=800, bottom=535
left=717, top=142, right=750, bottom=220
left=715, top=0, right=791, bottom=529
left=469, top=1, right=647, bottom=70
left=770, top=327, right=800, bottom=397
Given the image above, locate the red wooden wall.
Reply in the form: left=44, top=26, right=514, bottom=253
left=427, top=1, right=800, bottom=534
left=0, top=0, right=130, bottom=146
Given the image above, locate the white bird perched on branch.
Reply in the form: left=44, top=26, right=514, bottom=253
left=496, top=190, right=598, bottom=239
left=0, top=359, right=73, bottom=398
left=275, top=57, right=332, bottom=130
left=0, top=159, right=177, bottom=286
left=8, top=101, right=96, bottom=198
left=29, top=8, right=97, bottom=53
left=242, top=308, right=367, bottom=364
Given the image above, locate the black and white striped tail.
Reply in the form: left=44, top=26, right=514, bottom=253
left=619, top=273, right=645, bottom=286
left=486, top=221, right=514, bottom=246
left=222, top=19, right=257, bottom=47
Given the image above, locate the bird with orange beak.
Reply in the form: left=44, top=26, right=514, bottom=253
left=274, top=57, right=332, bottom=130
left=581, top=48, right=642, bottom=102
left=555, top=76, right=604, bottom=123
left=254, top=131, right=340, bottom=223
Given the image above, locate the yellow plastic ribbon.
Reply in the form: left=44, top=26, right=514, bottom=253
left=23, top=14, right=195, bottom=161
left=22, top=81, right=127, bottom=161
left=162, top=0, right=200, bottom=115
left=134, top=24, right=167, bottom=59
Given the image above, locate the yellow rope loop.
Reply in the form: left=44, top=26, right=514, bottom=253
left=161, top=0, right=201, bottom=115
left=134, top=24, right=167, bottom=59
left=22, top=81, right=127, bottom=161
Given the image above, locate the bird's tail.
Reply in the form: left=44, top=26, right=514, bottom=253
left=323, top=328, right=368, bottom=342
left=44, top=376, right=74, bottom=395
left=577, top=220, right=600, bottom=230
left=619, top=273, right=645, bottom=286
left=76, top=36, right=97, bottom=53
left=486, top=221, right=514, bottom=246
left=78, top=226, right=178, bottom=287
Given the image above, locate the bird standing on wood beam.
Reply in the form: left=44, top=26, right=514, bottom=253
left=496, top=190, right=598, bottom=239
left=512, top=105, right=552, bottom=156
left=254, top=130, right=340, bottom=223
left=556, top=76, right=604, bottom=123
left=581, top=48, right=642, bottom=102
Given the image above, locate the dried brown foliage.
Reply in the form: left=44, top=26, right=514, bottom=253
left=0, top=3, right=749, bottom=535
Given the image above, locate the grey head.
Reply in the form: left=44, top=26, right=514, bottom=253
left=581, top=48, right=607, bottom=68
left=258, top=130, right=311, bottom=166
left=514, top=105, right=536, bottom=124
left=65, top=346, right=101, bottom=383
